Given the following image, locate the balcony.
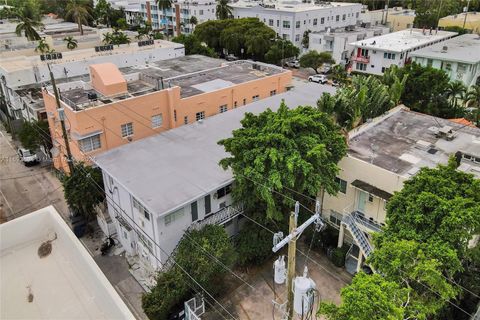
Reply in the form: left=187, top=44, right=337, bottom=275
left=351, top=55, right=370, bottom=64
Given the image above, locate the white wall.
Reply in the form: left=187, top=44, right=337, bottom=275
left=412, top=56, right=480, bottom=87
left=232, top=4, right=362, bottom=48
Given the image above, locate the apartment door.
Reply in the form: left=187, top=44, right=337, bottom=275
left=191, top=201, right=198, bottom=222
left=204, top=195, right=211, bottom=215
left=357, top=191, right=367, bottom=213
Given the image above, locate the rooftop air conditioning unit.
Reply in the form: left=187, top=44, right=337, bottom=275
left=441, top=46, right=448, bottom=52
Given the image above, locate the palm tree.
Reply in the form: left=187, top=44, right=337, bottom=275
left=35, top=38, right=50, bottom=53
left=15, top=9, right=43, bottom=41
left=445, top=81, right=466, bottom=109
left=466, top=85, right=480, bottom=126
left=189, top=16, right=198, bottom=32
left=65, top=0, right=92, bottom=36
left=216, top=0, right=232, bottom=20
left=102, top=32, right=113, bottom=44
left=64, top=36, right=78, bottom=50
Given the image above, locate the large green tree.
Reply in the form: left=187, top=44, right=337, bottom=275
left=18, top=120, right=51, bottom=151
left=264, top=38, right=300, bottom=66
left=142, top=225, right=236, bottom=320
left=62, top=162, right=105, bottom=220
left=299, top=50, right=335, bottom=73
left=172, top=34, right=216, bottom=57
left=414, top=0, right=462, bottom=28
left=218, top=101, right=347, bottom=221
left=94, top=0, right=111, bottom=26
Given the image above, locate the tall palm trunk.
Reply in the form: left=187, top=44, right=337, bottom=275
left=78, top=17, right=84, bottom=35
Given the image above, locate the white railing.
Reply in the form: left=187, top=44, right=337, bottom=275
left=189, top=203, right=244, bottom=231
left=342, top=213, right=373, bottom=258
left=185, top=295, right=205, bottom=320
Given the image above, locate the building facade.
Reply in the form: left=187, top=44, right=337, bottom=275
left=360, top=7, right=415, bottom=32
left=93, top=83, right=334, bottom=270
left=411, top=34, right=480, bottom=87
left=321, top=106, right=480, bottom=274
left=231, top=1, right=363, bottom=49
left=0, top=40, right=184, bottom=121
left=43, top=55, right=292, bottom=172
left=308, top=25, right=389, bottom=64
left=349, top=29, right=457, bottom=75
left=439, top=12, right=480, bottom=34
left=137, top=0, right=216, bottom=35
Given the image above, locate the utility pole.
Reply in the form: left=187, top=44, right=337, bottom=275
left=272, top=201, right=324, bottom=320
left=383, top=0, right=390, bottom=26
left=463, top=0, right=471, bottom=31
left=48, top=64, right=74, bottom=174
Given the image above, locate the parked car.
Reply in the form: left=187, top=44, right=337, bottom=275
left=308, top=74, right=328, bottom=84
left=225, top=54, right=238, bottom=61
left=285, top=60, right=300, bottom=68
left=17, top=148, right=39, bottom=166
left=320, top=64, right=332, bottom=74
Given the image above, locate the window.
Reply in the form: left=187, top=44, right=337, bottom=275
left=313, top=18, right=317, bottom=25
left=329, top=210, right=342, bottom=226
left=79, top=134, right=101, bottom=152
left=368, top=194, right=374, bottom=202
left=164, top=208, right=184, bottom=225
left=252, top=95, right=259, bottom=101
left=243, top=98, right=246, bottom=105
left=199, top=9, right=203, bottom=15
left=391, top=53, right=396, bottom=59
left=174, top=110, right=177, bottom=121
left=137, top=232, right=153, bottom=251
left=320, top=17, right=324, bottom=24
left=336, top=15, right=339, bottom=21
left=151, top=114, right=163, bottom=128
left=191, top=201, right=198, bottom=221
left=219, top=104, right=228, bottom=113
left=121, top=122, right=133, bottom=138
left=277, top=20, right=279, bottom=27
left=270, top=90, right=277, bottom=96
left=381, top=67, right=386, bottom=73
left=342, top=14, right=346, bottom=21
left=132, top=196, right=150, bottom=221
left=196, top=111, right=205, bottom=121
left=234, top=101, right=238, bottom=108
left=335, top=177, right=347, bottom=194
left=356, top=12, right=359, bottom=18
left=384, top=52, right=387, bottom=58
left=204, top=195, right=211, bottom=214
left=296, top=21, right=300, bottom=28
left=269, top=19, right=274, bottom=26
left=184, top=116, right=188, bottom=124
left=356, top=62, right=367, bottom=71
left=216, top=184, right=232, bottom=198
left=295, top=34, right=300, bottom=42
left=283, top=20, right=290, bottom=28
left=361, top=48, right=369, bottom=56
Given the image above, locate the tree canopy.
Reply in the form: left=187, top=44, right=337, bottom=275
left=172, top=34, right=217, bottom=57
left=142, top=225, right=236, bottom=320
left=62, top=162, right=105, bottom=221
left=18, top=120, right=52, bottom=152
left=218, top=101, right=347, bottom=221
left=299, top=51, right=335, bottom=73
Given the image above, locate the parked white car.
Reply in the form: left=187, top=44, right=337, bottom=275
left=18, top=148, right=38, bottom=166
left=286, top=60, right=300, bottom=68
left=308, top=74, right=328, bottom=84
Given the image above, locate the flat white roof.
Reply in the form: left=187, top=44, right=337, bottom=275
left=410, top=34, right=480, bottom=64
left=0, top=206, right=134, bottom=319
left=93, top=83, right=336, bottom=216
left=231, top=0, right=361, bottom=13
left=350, top=29, right=457, bottom=52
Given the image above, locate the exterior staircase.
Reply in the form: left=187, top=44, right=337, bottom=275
left=342, top=212, right=373, bottom=259
left=161, top=203, right=244, bottom=272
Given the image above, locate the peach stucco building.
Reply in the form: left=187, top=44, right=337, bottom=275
left=43, top=55, right=292, bottom=171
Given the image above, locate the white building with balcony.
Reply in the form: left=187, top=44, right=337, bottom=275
left=308, top=24, right=389, bottom=65
left=349, top=28, right=457, bottom=75
left=231, top=0, right=363, bottom=48
left=410, top=34, right=480, bottom=87
left=322, top=106, right=480, bottom=274
left=138, top=0, right=216, bottom=35
left=92, top=82, right=336, bottom=271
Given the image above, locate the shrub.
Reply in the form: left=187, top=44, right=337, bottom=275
left=331, top=246, right=348, bottom=267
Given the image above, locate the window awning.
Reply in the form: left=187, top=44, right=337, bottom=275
left=71, top=130, right=103, bottom=141
left=351, top=179, right=393, bottom=201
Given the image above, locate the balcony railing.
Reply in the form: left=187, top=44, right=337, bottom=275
left=351, top=55, right=370, bottom=64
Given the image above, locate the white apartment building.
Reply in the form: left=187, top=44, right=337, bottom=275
left=92, top=83, right=336, bottom=270
left=411, top=34, right=480, bottom=87
left=0, top=40, right=184, bottom=121
left=309, top=24, right=389, bottom=65
left=349, top=28, right=457, bottom=75
left=137, top=0, right=216, bottom=35
left=322, top=106, right=480, bottom=274
left=231, top=1, right=363, bottom=48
